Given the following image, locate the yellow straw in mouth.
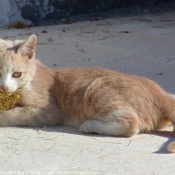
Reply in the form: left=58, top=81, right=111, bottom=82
left=0, top=87, right=23, bottom=112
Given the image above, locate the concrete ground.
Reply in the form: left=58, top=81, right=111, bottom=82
left=0, top=11, right=175, bottom=175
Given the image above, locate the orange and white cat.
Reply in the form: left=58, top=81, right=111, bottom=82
left=0, top=34, right=175, bottom=152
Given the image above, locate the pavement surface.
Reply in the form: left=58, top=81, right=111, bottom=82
left=0, top=11, right=175, bottom=175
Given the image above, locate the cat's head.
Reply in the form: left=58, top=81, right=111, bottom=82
left=0, top=34, right=37, bottom=93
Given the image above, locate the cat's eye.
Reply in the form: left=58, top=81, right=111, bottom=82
left=12, top=72, right=22, bottom=78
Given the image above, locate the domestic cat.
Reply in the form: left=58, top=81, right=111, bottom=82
left=0, top=34, right=175, bottom=152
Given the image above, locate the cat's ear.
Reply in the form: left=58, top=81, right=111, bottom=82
left=17, top=34, right=37, bottom=59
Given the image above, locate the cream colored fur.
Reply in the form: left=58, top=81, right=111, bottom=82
left=0, top=35, right=175, bottom=153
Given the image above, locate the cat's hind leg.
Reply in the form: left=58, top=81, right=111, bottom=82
left=79, top=111, right=139, bottom=137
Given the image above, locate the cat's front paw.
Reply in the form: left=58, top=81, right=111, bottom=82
left=79, top=120, right=94, bottom=134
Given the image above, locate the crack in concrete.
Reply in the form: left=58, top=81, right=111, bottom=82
left=98, top=155, right=108, bottom=159
left=126, top=136, right=146, bottom=146
left=6, top=135, right=31, bottom=140
left=42, top=134, right=64, bottom=140
left=78, top=148, right=90, bottom=154
left=30, top=142, right=56, bottom=152
left=92, top=137, right=121, bottom=144
left=0, top=141, right=18, bottom=145
left=2, top=147, right=19, bottom=161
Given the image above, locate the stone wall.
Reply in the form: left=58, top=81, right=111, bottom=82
left=0, top=0, right=24, bottom=26
left=0, top=0, right=173, bottom=27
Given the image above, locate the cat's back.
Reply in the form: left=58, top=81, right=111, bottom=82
left=55, top=67, right=118, bottom=80
left=54, top=67, right=164, bottom=93
left=53, top=67, right=170, bottom=113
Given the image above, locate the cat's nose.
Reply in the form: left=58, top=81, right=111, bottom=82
left=0, top=86, right=8, bottom=92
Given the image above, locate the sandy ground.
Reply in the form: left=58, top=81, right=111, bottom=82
left=0, top=11, right=175, bottom=175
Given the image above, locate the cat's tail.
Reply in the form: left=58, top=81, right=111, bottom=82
left=167, top=142, right=175, bottom=153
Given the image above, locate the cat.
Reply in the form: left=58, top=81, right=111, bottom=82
left=0, top=34, right=175, bottom=153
